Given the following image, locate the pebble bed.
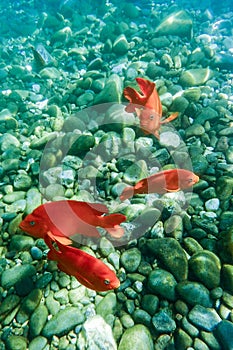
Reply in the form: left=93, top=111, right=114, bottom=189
left=0, top=1, right=233, bottom=349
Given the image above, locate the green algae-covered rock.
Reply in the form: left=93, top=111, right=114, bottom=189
left=113, top=34, right=129, bottom=56
left=176, top=281, right=213, bottom=307
left=179, top=68, right=213, bottom=87
left=155, top=10, right=193, bottom=39
left=148, top=268, right=177, bottom=301
left=94, top=74, right=123, bottom=104
left=120, top=248, right=142, bottom=273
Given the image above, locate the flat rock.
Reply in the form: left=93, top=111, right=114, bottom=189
left=118, top=324, right=153, bottom=350
left=155, top=10, right=193, bottom=39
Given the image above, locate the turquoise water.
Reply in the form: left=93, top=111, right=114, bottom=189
left=0, top=1, right=233, bottom=349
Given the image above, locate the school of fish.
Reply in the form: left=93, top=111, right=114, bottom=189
left=19, top=78, right=200, bottom=292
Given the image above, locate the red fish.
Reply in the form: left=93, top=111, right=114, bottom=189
left=120, top=168, right=199, bottom=201
left=123, top=77, right=178, bottom=139
left=19, top=200, right=126, bottom=245
left=44, top=234, right=120, bottom=291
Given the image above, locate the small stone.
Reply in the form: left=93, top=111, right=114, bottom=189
left=148, top=268, right=177, bottom=301
left=179, top=68, right=213, bottom=87
left=9, top=235, right=35, bottom=252
left=96, top=293, right=117, bottom=320
left=145, top=238, right=188, bottom=281
left=29, top=304, right=48, bottom=338
left=205, top=198, right=220, bottom=211
left=170, top=96, right=189, bottom=114
left=113, top=34, right=129, bottom=56
left=185, top=124, right=205, bottom=137
left=155, top=10, right=193, bottom=39
left=214, top=320, right=233, bottom=350
left=174, top=328, right=193, bottom=349
left=152, top=310, right=176, bottom=333
left=188, top=305, right=221, bottom=331
left=5, top=335, right=28, bottom=350
left=0, top=294, right=21, bottom=322
left=133, top=309, right=151, bottom=328
left=193, top=338, right=209, bottom=350
left=159, top=131, right=181, bottom=149
left=176, top=281, right=212, bottom=307
left=16, top=289, right=43, bottom=324
left=28, top=336, right=48, bottom=350
left=40, top=67, right=61, bottom=79
left=13, top=174, right=32, bottom=190
left=200, top=331, right=221, bottom=350
left=99, top=237, right=115, bottom=257
left=63, top=116, right=86, bottom=132
left=30, top=246, right=43, bottom=260
left=78, top=315, right=117, bottom=350
left=1, top=264, right=36, bottom=289
left=95, top=74, right=123, bottom=104
left=216, top=176, right=233, bottom=200
left=68, top=134, right=95, bottom=157
left=120, top=248, right=141, bottom=273
left=0, top=133, right=20, bottom=151
left=188, top=250, right=221, bottom=289
left=118, top=325, right=153, bottom=350
left=222, top=265, right=233, bottom=293
left=42, top=307, right=84, bottom=338
left=183, top=87, right=201, bottom=102
left=123, top=160, right=148, bottom=184
left=141, top=294, right=159, bottom=315
left=195, top=106, right=218, bottom=125
left=44, top=184, right=65, bottom=200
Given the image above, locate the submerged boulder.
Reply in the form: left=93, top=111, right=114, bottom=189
left=155, top=10, right=193, bottom=39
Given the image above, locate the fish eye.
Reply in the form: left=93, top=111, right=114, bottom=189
left=104, top=279, right=110, bottom=285
left=150, top=115, right=154, bottom=120
left=29, top=221, right=35, bottom=226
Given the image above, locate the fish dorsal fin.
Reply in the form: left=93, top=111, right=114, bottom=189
left=136, top=78, right=155, bottom=97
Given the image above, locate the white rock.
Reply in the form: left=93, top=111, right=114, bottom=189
left=205, top=198, right=220, bottom=211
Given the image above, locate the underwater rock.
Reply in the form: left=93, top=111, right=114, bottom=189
left=216, top=176, right=233, bottom=201
left=185, top=124, right=205, bottom=138
left=28, top=336, right=48, bottom=350
left=120, top=248, right=141, bottom=273
left=214, top=320, right=233, bottom=350
left=123, top=159, right=148, bottom=184
left=1, top=264, right=36, bottom=289
left=113, top=34, right=129, bottom=56
left=189, top=250, right=221, bottom=289
left=221, top=265, right=233, bottom=293
left=50, top=26, right=72, bottom=46
left=39, top=67, right=61, bottom=79
left=145, top=238, right=188, bottom=281
left=118, top=324, right=153, bottom=350
left=183, top=87, right=201, bottom=102
left=155, top=10, right=193, bottom=39
left=5, top=335, right=28, bottom=350
left=94, top=74, right=123, bottom=104
left=194, top=106, right=218, bottom=125
left=31, top=43, right=56, bottom=68
left=0, top=294, right=21, bottom=323
left=13, top=174, right=32, bottom=191
left=68, top=134, right=95, bottom=157
left=179, top=68, right=213, bottom=87
left=148, top=268, right=177, bottom=301
left=103, top=103, right=135, bottom=132
left=0, top=132, right=20, bottom=151
left=78, top=315, right=117, bottom=350
left=188, top=305, right=221, bottom=331
left=176, top=281, right=213, bottom=307
left=152, top=310, right=176, bottom=333
left=141, top=294, right=159, bottom=316
left=96, top=293, right=117, bottom=321
left=16, top=289, right=43, bottom=324
left=122, top=3, right=140, bottom=18
left=211, top=53, right=233, bottom=71
left=42, top=307, right=84, bottom=338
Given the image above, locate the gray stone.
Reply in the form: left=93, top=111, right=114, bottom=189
left=78, top=315, right=117, bottom=350
left=188, top=305, right=221, bottom=331
left=189, top=250, right=221, bottom=289
left=123, top=160, right=148, bottom=184
left=145, top=238, right=188, bottom=281
left=44, top=183, right=65, bottom=200
left=148, top=268, right=177, bottom=301
left=152, top=310, right=176, bottom=333
left=1, top=264, right=36, bottom=289
left=118, top=324, right=153, bottom=350
left=185, top=124, right=205, bottom=137
left=176, top=281, right=213, bottom=307
left=120, top=248, right=141, bottom=272
left=42, top=307, right=84, bottom=338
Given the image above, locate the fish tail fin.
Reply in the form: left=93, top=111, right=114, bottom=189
left=101, top=214, right=126, bottom=238
left=160, top=112, right=179, bottom=124
left=120, top=186, right=134, bottom=201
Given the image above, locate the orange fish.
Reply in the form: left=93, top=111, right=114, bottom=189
left=19, top=200, right=126, bottom=245
left=123, top=77, right=178, bottom=139
left=44, top=234, right=120, bottom=291
left=120, top=168, right=199, bottom=201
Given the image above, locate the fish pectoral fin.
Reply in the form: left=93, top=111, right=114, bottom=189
left=105, top=225, right=125, bottom=238
left=164, top=187, right=180, bottom=192
left=160, top=112, right=179, bottom=124
left=53, top=235, right=72, bottom=245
